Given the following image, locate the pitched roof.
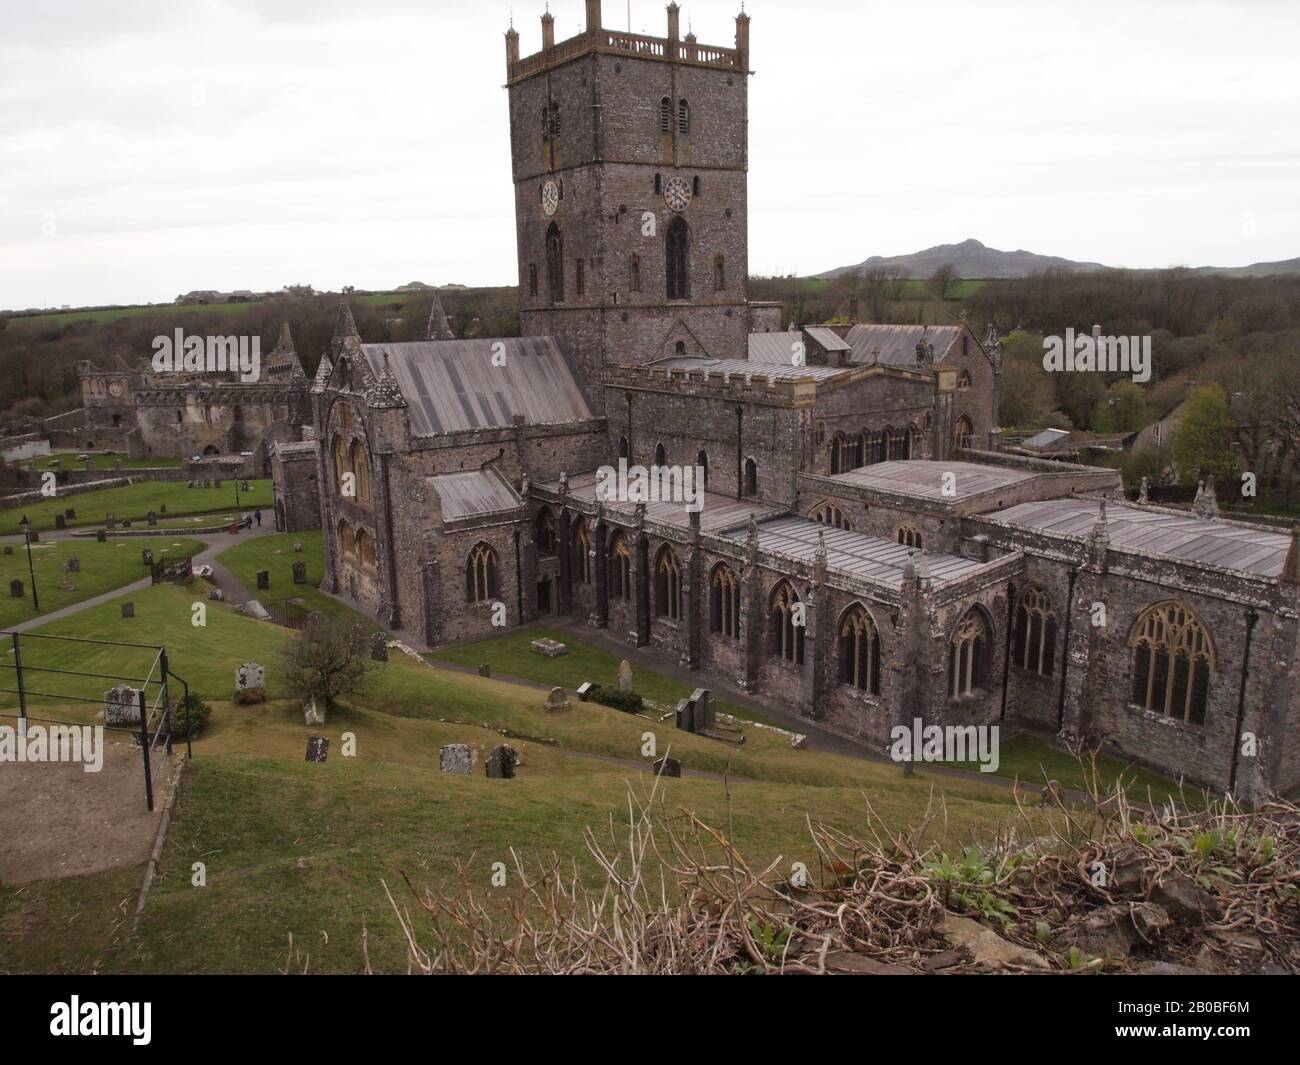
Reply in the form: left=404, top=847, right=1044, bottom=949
left=829, top=460, right=1036, bottom=502
left=991, top=498, right=1293, bottom=577
left=843, top=324, right=965, bottom=367
left=359, top=337, right=593, bottom=436
left=747, top=331, right=803, bottom=365
left=429, top=469, right=521, bottom=521
left=655, top=356, right=850, bottom=383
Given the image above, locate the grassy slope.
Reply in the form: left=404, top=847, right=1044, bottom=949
left=0, top=583, right=1030, bottom=974
left=216, top=531, right=364, bottom=624
left=1, top=480, right=273, bottom=534
left=0, top=536, right=203, bottom=629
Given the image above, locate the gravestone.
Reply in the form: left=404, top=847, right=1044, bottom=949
left=486, top=745, right=518, bottom=779
left=28, top=530, right=39, bottom=542
left=160, top=504, right=167, bottom=514
left=121, top=519, right=132, bottom=528
left=121, top=602, right=134, bottom=618
left=292, top=561, right=307, bottom=584
left=10, top=579, right=23, bottom=598
left=293, top=542, right=304, bottom=553
left=2, top=546, right=12, bottom=556
left=65, top=508, right=75, bottom=519
left=305, top=736, right=329, bottom=763
left=241, top=481, right=250, bottom=492
left=104, top=683, right=140, bottom=727
left=577, top=681, right=596, bottom=701
left=214, top=479, right=222, bottom=489
left=675, top=689, right=714, bottom=735
left=61, top=577, right=75, bottom=592
left=256, top=569, right=269, bottom=590
left=303, top=697, right=324, bottom=726
left=54, top=514, right=66, bottom=530
left=370, top=632, right=389, bottom=662
left=618, top=660, right=634, bottom=692
left=208, top=588, right=224, bottom=601
left=478, top=664, right=492, bottom=678
left=147, top=512, right=158, bottom=526
left=235, top=662, right=266, bottom=703
left=187, top=481, right=196, bottom=489
left=531, top=637, right=567, bottom=658
left=545, top=687, right=571, bottom=713
left=105, top=513, right=116, bottom=529
left=653, top=756, right=681, bottom=779
left=440, top=744, right=474, bottom=775
left=65, top=556, right=79, bottom=572
left=142, top=549, right=154, bottom=566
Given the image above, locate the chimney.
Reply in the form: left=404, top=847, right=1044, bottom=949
left=541, top=10, right=555, bottom=50
left=735, top=8, right=751, bottom=69
left=586, top=0, right=602, bottom=36
left=505, top=26, right=520, bottom=71
left=667, top=2, right=680, bottom=58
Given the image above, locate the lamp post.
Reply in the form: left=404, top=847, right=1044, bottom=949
left=18, top=515, right=39, bottom=612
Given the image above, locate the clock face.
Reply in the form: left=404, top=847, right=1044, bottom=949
left=664, top=176, right=692, bottom=213
left=541, top=180, right=560, bottom=217
left=108, top=382, right=123, bottom=398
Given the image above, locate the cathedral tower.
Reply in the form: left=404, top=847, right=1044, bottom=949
left=506, top=2, right=753, bottom=410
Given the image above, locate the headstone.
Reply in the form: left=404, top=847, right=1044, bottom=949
left=370, top=632, right=389, bottom=662
left=28, top=530, right=39, bottom=542
left=545, top=686, right=570, bottom=713
left=293, top=542, right=304, bottom=553
left=577, top=681, right=596, bottom=701
left=105, top=512, right=116, bottom=529
left=9, top=579, right=23, bottom=598
left=618, top=660, right=634, bottom=692
left=256, top=569, right=269, bottom=589
left=305, top=736, right=329, bottom=763
left=96, top=530, right=107, bottom=542
left=241, top=481, right=250, bottom=492
left=531, top=637, right=567, bottom=658
left=121, top=602, right=134, bottom=618
left=208, top=588, right=224, bottom=601
left=104, top=683, right=140, bottom=727
left=54, top=514, right=66, bottom=530
left=303, top=697, right=324, bottom=726
left=691, top=688, right=715, bottom=732
left=160, top=504, right=167, bottom=514
left=61, top=577, right=75, bottom=592
left=142, top=549, right=154, bottom=566
left=235, top=662, right=266, bottom=703
left=2, top=546, right=12, bottom=556
left=147, top=512, right=158, bottom=526
left=65, top=556, right=79, bottom=572
left=653, top=756, right=681, bottom=778
left=121, top=519, right=132, bottom=528
left=486, top=745, right=518, bottom=779
left=187, top=480, right=196, bottom=489
left=292, top=561, right=307, bottom=584
left=214, top=479, right=222, bottom=489
left=65, top=508, right=75, bottom=519
left=478, top=663, right=492, bottom=678
left=240, top=599, right=271, bottom=620
left=440, top=743, right=474, bottom=775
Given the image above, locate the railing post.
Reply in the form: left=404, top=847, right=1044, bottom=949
left=138, top=687, right=154, bottom=812
left=12, top=632, right=26, bottom=723
left=160, top=649, right=173, bottom=757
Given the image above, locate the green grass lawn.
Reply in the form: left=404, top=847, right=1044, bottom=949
left=0, top=479, right=273, bottom=534
left=0, top=536, right=203, bottom=629
left=216, top=531, right=366, bottom=624
left=33, top=453, right=184, bottom=472
left=0, top=585, right=1037, bottom=975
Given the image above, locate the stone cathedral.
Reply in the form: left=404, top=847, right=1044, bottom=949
left=298, top=1, right=1300, bottom=801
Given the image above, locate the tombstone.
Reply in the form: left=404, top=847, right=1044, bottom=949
left=478, top=663, right=492, bottom=678
left=105, top=512, right=116, bottom=529
left=440, top=743, right=474, bottom=775
left=104, top=683, right=141, bottom=727
left=214, top=479, right=222, bottom=489
left=241, top=481, right=250, bottom=492
left=256, top=569, right=269, bottom=589
left=61, top=577, right=75, bottom=592
left=691, top=688, right=715, bottom=732
left=54, top=514, right=66, bottom=530
left=235, top=662, right=266, bottom=703
left=142, top=549, right=155, bottom=566
left=303, top=697, right=324, bottom=726
left=577, top=681, right=596, bottom=701
left=121, top=602, right=134, bottom=618
left=65, top=556, right=79, bottom=573
left=292, top=561, right=307, bottom=584
left=545, top=687, right=571, bottom=713
left=208, top=588, right=225, bottom=601
left=28, top=530, right=39, bottom=542
left=370, top=632, right=389, bottom=662
left=2, top=545, right=12, bottom=556
left=187, top=480, right=196, bottom=489
left=293, top=542, right=304, bottom=553
left=618, top=660, right=634, bottom=692
left=147, top=512, right=158, bottom=527
left=486, top=745, right=518, bottom=779
left=240, top=599, right=271, bottom=621
left=9, top=579, right=23, bottom=598
left=121, top=519, right=132, bottom=529
left=531, top=637, right=567, bottom=658
left=159, top=504, right=167, bottom=514
left=305, top=736, right=330, bottom=763
left=653, top=756, right=681, bottom=779
left=65, top=508, right=75, bottom=519
left=96, top=530, right=107, bottom=543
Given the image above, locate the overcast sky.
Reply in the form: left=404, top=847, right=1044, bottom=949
left=2, top=0, right=1298, bottom=310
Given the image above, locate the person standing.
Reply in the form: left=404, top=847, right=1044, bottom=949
left=254, top=508, right=262, bottom=527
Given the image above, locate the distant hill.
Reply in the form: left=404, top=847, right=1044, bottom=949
left=1200, top=256, right=1300, bottom=278
left=814, top=238, right=1109, bottom=280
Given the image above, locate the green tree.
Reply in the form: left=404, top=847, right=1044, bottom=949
left=1172, top=384, right=1238, bottom=487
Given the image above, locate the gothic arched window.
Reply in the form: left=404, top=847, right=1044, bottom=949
left=897, top=525, right=923, bottom=550
left=331, top=434, right=351, bottom=495
left=655, top=545, right=682, bottom=620
left=710, top=563, right=741, bottom=639
left=337, top=519, right=355, bottom=562
left=954, top=415, right=974, bottom=452
left=839, top=605, right=881, bottom=694
left=349, top=439, right=371, bottom=505
left=1129, top=601, right=1215, bottom=725
left=714, top=254, right=726, bottom=291
left=949, top=609, right=991, bottom=699
left=355, top=528, right=376, bottom=572
left=743, top=458, right=758, bottom=497
left=466, top=542, right=498, bottom=603
left=697, top=450, right=709, bottom=485
left=630, top=253, right=642, bottom=292
left=654, top=442, right=666, bottom=467
left=618, top=435, right=630, bottom=461
left=1013, top=586, right=1058, bottom=677
left=535, top=508, right=556, bottom=556
left=546, top=222, right=564, bottom=304
left=769, top=581, right=804, bottom=665
left=659, top=98, right=672, bottom=134
left=609, top=532, right=631, bottom=600
left=678, top=98, right=690, bottom=134
left=811, top=503, right=852, bottom=531
left=666, top=216, right=690, bottom=300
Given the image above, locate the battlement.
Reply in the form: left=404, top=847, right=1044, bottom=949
left=603, top=361, right=830, bottom=406
left=506, top=1, right=750, bottom=84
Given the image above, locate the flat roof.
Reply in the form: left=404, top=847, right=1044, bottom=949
left=546, top=470, right=782, bottom=532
